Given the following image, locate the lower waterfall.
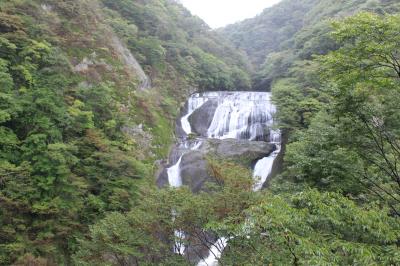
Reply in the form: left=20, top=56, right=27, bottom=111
left=167, top=156, right=183, bottom=188
left=166, top=91, right=281, bottom=265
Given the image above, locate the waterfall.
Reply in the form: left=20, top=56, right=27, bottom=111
left=168, top=91, right=281, bottom=264
left=253, top=128, right=282, bottom=191
left=253, top=145, right=280, bottom=191
left=167, top=140, right=203, bottom=255
left=207, top=92, right=275, bottom=141
left=167, top=156, right=183, bottom=188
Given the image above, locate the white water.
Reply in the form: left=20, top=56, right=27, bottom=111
left=167, top=156, right=186, bottom=255
left=253, top=144, right=281, bottom=191
left=167, top=156, right=183, bottom=188
left=207, top=92, right=275, bottom=141
left=168, top=91, right=281, bottom=265
left=253, top=129, right=282, bottom=191
left=197, top=237, right=228, bottom=266
left=174, top=228, right=186, bottom=255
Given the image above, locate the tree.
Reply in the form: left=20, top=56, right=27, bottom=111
left=221, top=190, right=400, bottom=266
left=319, top=12, right=400, bottom=215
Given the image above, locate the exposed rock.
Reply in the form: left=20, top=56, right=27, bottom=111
left=188, top=99, right=218, bottom=136
left=204, top=138, right=275, bottom=163
left=73, top=53, right=112, bottom=74
left=156, top=167, right=169, bottom=188
left=180, top=151, right=211, bottom=192
left=109, top=35, right=151, bottom=90
left=74, top=57, right=93, bottom=72
left=158, top=138, right=275, bottom=192
left=121, top=124, right=153, bottom=160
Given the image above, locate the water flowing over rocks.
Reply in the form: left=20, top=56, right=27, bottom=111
left=158, top=139, right=276, bottom=192
left=158, top=91, right=281, bottom=265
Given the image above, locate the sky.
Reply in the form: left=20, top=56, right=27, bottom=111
left=179, top=0, right=282, bottom=28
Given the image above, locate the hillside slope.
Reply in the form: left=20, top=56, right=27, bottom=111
left=220, top=0, right=400, bottom=89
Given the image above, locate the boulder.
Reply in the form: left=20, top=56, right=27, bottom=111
left=180, top=151, right=211, bottom=192
left=204, top=138, right=275, bottom=164
left=188, top=99, right=218, bottom=136
left=157, top=138, right=275, bottom=192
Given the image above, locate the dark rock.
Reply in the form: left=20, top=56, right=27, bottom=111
left=175, top=102, right=188, bottom=138
left=180, top=151, right=212, bottom=192
left=157, top=138, right=275, bottom=192
left=177, top=139, right=275, bottom=192
left=188, top=99, right=218, bottom=136
left=206, top=138, right=275, bottom=164
left=156, top=167, right=169, bottom=188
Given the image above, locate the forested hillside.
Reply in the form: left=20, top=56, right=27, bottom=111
left=221, top=0, right=400, bottom=89
left=1, top=0, right=400, bottom=265
left=0, top=0, right=251, bottom=264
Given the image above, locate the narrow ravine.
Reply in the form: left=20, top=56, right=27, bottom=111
left=163, top=91, right=281, bottom=265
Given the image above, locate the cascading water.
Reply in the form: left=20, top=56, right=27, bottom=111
left=181, top=92, right=219, bottom=135
left=253, top=129, right=282, bottom=191
left=167, top=156, right=183, bottom=188
left=207, top=92, right=276, bottom=141
left=166, top=91, right=281, bottom=265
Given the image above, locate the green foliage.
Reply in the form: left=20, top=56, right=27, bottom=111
left=222, top=0, right=400, bottom=88
left=222, top=190, right=400, bottom=266
left=0, top=4, right=153, bottom=263
left=101, top=0, right=252, bottom=91
left=271, top=7, right=400, bottom=226
left=73, top=160, right=256, bottom=265
left=316, top=12, right=400, bottom=215
left=74, top=160, right=400, bottom=266
left=285, top=111, right=364, bottom=194
left=225, top=6, right=400, bottom=266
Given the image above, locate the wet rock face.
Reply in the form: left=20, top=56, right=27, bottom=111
left=188, top=100, right=218, bottom=137
left=204, top=139, right=275, bottom=164
left=157, top=139, right=275, bottom=192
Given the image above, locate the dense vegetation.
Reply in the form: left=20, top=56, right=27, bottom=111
left=1, top=0, right=400, bottom=265
left=221, top=0, right=400, bottom=90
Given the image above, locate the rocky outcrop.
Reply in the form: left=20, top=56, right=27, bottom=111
left=158, top=138, right=275, bottom=192
left=188, top=100, right=218, bottom=136
left=203, top=138, right=275, bottom=163
left=180, top=151, right=210, bottom=192
left=109, top=35, right=151, bottom=90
